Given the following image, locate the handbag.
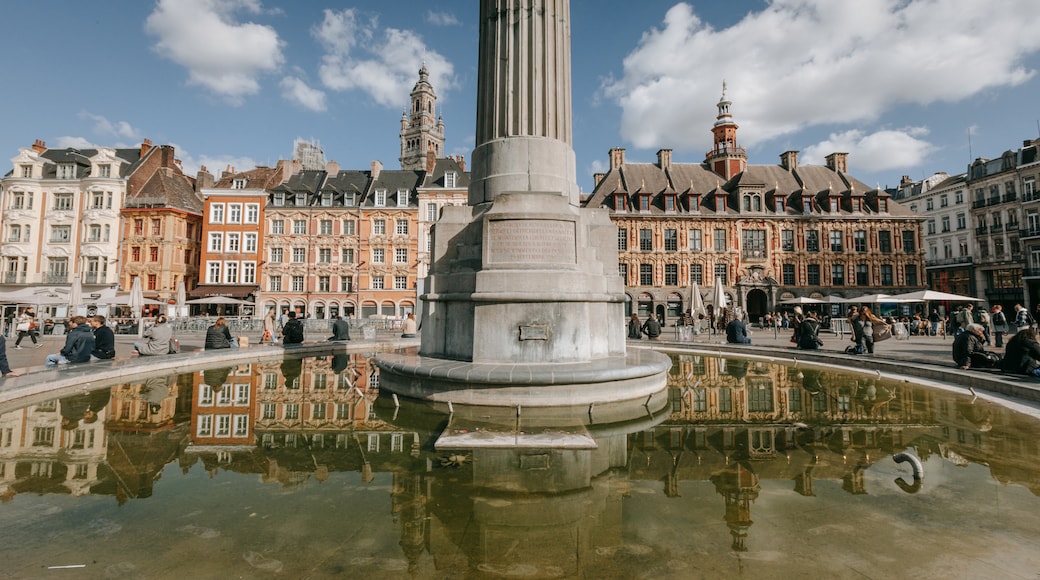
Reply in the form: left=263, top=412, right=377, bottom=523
left=16, top=321, right=29, bottom=332
left=873, top=323, right=892, bottom=342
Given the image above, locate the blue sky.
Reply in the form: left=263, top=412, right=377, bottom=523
left=5, top=0, right=1040, bottom=193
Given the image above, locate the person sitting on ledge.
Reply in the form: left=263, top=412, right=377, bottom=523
left=89, top=315, right=116, bottom=360
left=1000, top=328, right=1040, bottom=377
left=328, top=315, right=351, bottom=341
left=281, top=311, right=305, bottom=345
left=46, top=316, right=95, bottom=367
left=134, top=315, right=173, bottom=356
left=205, top=317, right=236, bottom=350
left=400, top=313, right=418, bottom=338
left=797, top=312, right=823, bottom=350
left=726, top=317, right=751, bottom=344
left=952, top=323, right=996, bottom=369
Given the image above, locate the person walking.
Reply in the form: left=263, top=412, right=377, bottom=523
left=260, top=308, right=277, bottom=343
left=13, top=307, right=41, bottom=349
left=134, top=315, right=173, bottom=356
left=928, top=309, right=941, bottom=336
left=1014, top=304, right=1034, bottom=331
left=857, top=306, right=884, bottom=354
left=45, top=316, right=95, bottom=367
left=205, top=317, right=235, bottom=350
left=978, top=307, right=992, bottom=345
left=281, top=311, right=305, bottom=345
left=991, top=305, right=1008, bottom=348
left=89, top=315, right=116, bottom=360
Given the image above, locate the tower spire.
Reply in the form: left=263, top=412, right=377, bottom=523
left=705, top=82, right=746, bottom=180
left=399, top=65, right=445, bottom=170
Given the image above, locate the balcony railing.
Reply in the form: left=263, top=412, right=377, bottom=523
left=84, top=273, right=101, bottom=285
left=42, top=273, right=68, bottom=284
left=990, top=224, right=1005, bottom=233
left=975, top=226, right=988, bottom=235
left=742, top=249, right=767, bottom=260
left=987, top=197, right=1001, bottom=206
left=3, top=272, right=25, bottom=284
left=972, top=199, right=987, bottom=209
left=1003, top=193, right=1018, bottom=203
left=1020, top=227, right=1040, bottom=239
left=1025, top=268, right=1040, bottom=278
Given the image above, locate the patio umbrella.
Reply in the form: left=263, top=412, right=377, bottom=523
left=68, top=278, right=82, bottom=314
left=128, top=277, right=144, bottom=338
left=175, top=280, right=186, bottom=318
left=889, top=290, right=982, bottom=302
left=690, top=282, right=706, bottom=317
left=711, top=277, right=728, bottom=309
left=779, top=297, right=824, bottom=305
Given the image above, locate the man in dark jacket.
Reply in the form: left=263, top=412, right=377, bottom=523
left=90, top=315, right=116, bottom=360
left=281, top=311, right=305, bottom=345
left=1000, top=328, right=1040, bottom=376
left=641, top=313, right=662, bottom=340
left=45, top=316, right=95, bottom=366
left=952, top=323, right=992, bottom=369
left=726, top=317, right=751, bottom=344
left=328, top=315, right=351, bottom=341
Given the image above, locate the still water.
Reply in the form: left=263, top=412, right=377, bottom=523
left=1, top=351, right=1039, bottom=578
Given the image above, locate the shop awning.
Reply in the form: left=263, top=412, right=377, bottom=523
left=187, top=285, right=257, bottom=300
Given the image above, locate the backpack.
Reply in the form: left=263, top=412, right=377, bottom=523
left=283, top=320, right=304, bottom=343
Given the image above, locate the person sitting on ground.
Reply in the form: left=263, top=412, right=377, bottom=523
left=134, top=315, right=173, bottom=356
left=281, top=311, right=305, bottom=345
left=641, top=313, right=662, bottom=340
left=400, top=313, right=418, bottom=338
left=725, top=317, right=751, bottom=344
left=45, top=316, right=95, bottom=367
left=952, top=323, right=994, bottom=369
left=205, top=317, right=236, bottom=350
left=90, top=315, right=116, bottom=360
left=627, top=313, right=642, bottom=339
left=328, top=315, right=351, bottom=341
left=797, top=312, right=823, bottom=350
left=1000, top=327, right=1040, bottom=377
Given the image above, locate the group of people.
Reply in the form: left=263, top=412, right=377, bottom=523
left=950, top=304, right=1040, bottom=377
left=43, top=315, right=117, bottom=367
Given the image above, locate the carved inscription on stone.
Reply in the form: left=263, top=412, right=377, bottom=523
left=487, top=220, right=576, bottom=264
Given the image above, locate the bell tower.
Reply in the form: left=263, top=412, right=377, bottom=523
left=399, top=64, right=445, bottom=171
left=705, top=81, right=747, bottom=180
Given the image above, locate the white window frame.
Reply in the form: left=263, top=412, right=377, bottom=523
left=210, top=203, right=225, bottom=224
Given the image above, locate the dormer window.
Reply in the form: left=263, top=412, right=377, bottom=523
left=852, top=198, right=861, bottom=212
left=345, top=193, right=356, bottom=207
left=98, top=164, right=111, bottom=178
left=614, top=194, right=627, bottom=211
left=742, top=193, right=762, bottom=212
left=232, top=178, right=247, bottom=189
left=829, top=198, right=839, bottom=213
left=375, top=190, right=386, bottom=207
left=688, top=196, right=699, bottom=211
left=272, top=193, right=284, bottom=206
left=664, top=195, right=676, bottom=212
left=321, top=192, right=333, bottom=207
left=57, top=163, right=76, bottom=180
left=776, top=197, right=786, bottom=212
left=397, top=188, right=409, bottom=207
left=802, top=197, right=813, bottom=213
left=20, top=165, right=32, bottom=178
left=294, top=193, right=307, bottom=207
left=444, top=171, right=456, bottom=188
left=638, top=195, right=650, bottom=211
left=879, top=199, right=888, bottom=212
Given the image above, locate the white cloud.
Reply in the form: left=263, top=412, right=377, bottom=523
left=802, top=128, right=936, bottom=172
left=173, top=144, right=258, bottom=177
left=79, top=112, right=142, bottom=141
left=280, top=77, right=327, bottom=112
left=425, top=11, right=460, bottom=27
left=602, top=0, right=1040, bottom=151
left=53, top=136, right=98, bottom=150
left=146, top=0, right=284, bottom=104
left=314, top=9, right=456, bottom=108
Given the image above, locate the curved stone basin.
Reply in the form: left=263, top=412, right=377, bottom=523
left=1, top=349, right=1039, bottom=577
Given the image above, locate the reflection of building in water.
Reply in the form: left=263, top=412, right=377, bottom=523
left=190, top=364, right=258, bottom=447
left=0, top=390, right=111, bottom=502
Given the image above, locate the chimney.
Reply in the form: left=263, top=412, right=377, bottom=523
left=825, top=152, right=848, bottom=174
left=656, top=149, right=672, bottom=169
left=140, top=138, right=153, bottom=158
left=195, top=166, right=215, bottom=191
left=371, top=160, right=383, bottom=180
left=593, top=173, right=606, bottom=188
left=31, top=139, right=46, bottom=154
left=609, top=148, right=626, bottom=170
left=426, top=150, right=437, bottom=174
left=900, top=175, right=912, bottom=186
left=454, top=155, right=466, bottom=172
left=780, top=150, right=799, bottom=171
left=325, top=161, right=340, bottom=175
left=159, top=145, right=175, bottom=168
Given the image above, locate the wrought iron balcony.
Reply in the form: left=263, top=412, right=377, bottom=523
left=3, top=272, right=26, bottom=284
left=42, top=273, right=68, bottom=284
left=925, top=256, right=973, bottom=267
left=1020, top=227, right=1040, bottom=240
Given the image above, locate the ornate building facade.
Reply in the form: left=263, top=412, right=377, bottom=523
left=583, top=91, right=926, bottom=323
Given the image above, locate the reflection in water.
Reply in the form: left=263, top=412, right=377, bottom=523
left=1, top=352, right=1040, bottom=577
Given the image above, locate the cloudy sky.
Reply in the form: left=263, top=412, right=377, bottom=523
left=4, top=0, right=1040, bottom=193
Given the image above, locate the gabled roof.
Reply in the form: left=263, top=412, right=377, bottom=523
left=366, top=170, right=423, bottom=207
left=125, top=167, right=202, bottom=214
left=420, top=158, right=470, bottom=189
left=324, top=170, right=370, bottom=195
left=213, top=165, right=284, bottom=190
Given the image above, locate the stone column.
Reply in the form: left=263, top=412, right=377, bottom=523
left=470, top=0, right=579, bottom=206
